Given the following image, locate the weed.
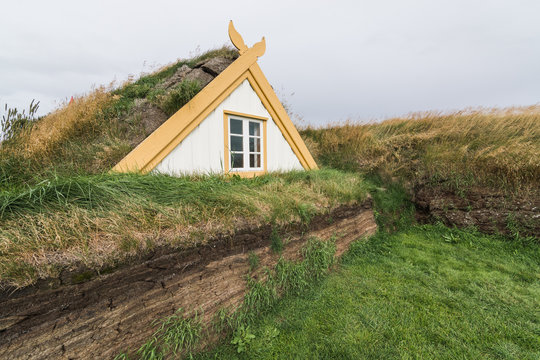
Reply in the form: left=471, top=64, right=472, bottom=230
left=113, top=353, right=130, bottom=360
left=270, top=227, right=283, bottom=253
left=1, top=99, right=39, bottom=142
left=231, top=325, right=255, bottom=353
left=296, top=203, right=315, bottom=225
left=212, top=307, right=233, bottom=335
left=248, top=251, right=259, bottom=271
left=136, top=308, right=203, bottom=359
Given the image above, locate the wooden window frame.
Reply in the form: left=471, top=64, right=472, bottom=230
left=223, top=110, right=268, bottom=177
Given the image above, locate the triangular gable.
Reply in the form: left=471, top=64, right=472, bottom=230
left=113, top=22, right=317, bottom=174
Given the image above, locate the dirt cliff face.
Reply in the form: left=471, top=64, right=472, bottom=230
left=0, top=202, right=376, bottom=359
left=414, top=184, right=539, bottom=238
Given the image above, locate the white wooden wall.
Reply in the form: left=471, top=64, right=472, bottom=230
left=154, top=79, right=303, bottom=176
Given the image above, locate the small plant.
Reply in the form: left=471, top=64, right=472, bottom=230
left=297, top=203, right=314, bottom=225
left=248, top=251, right=259, bottom=271
left=231, top=324, right=255, bottom=353
left=113, top=353, right=130, bottom=360
left=212, top=307, right=233, bottom=334
left=263, top=326, right=280, bottom=340
left=1, top=99, right=39, bottom=141
left=136, top=308, right=203, bottom=359
left=159, top=80, right=201, bottom=116
left=270, top=227, right=283, bottom=253
left=442, top=233, right=459, bottom=244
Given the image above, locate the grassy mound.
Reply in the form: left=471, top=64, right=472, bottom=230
left=197, top=224, right=540, bottom=359
left=302, top=107, right=540, bottom=193
left=0, top=169, right=369, bottom=287
left=0, top=47, right=238, bottom=189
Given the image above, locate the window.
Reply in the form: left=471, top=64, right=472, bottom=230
left=228, top=116, right=263, bottom=172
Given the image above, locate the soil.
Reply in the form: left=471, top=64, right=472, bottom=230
left=0, top=201, right=376, bottom=359
left=413, top=184, right=540, bottom=238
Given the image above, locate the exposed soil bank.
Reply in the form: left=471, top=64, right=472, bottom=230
left=414, top=184, right=539, bottom=238
left=0, top=201, right=376, bottom=359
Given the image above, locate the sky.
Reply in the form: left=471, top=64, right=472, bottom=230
left=1, top=0, right=539, bottom=126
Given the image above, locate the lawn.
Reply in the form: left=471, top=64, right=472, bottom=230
left=197, top=225, right=540, bottom=359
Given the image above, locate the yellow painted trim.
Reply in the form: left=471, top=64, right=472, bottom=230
left=263, top=120, right=268, bottom=172
left=228, top=21, right=248, bottom=54
left=223, top=113, right=229, bottom=172
left=234, top=171, right=267, bottom=178
left=223, top=111, right=267, bottom=175
left=112, top=23, right=317, bottom=174
left=246, top=65, right=318, bottom=169
left=112, top=44, right=264, bottom=173
left=224, top=110, right=268, bottom=121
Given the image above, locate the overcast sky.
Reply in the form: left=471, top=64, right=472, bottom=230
left=1, top=0, right=539, bottom=126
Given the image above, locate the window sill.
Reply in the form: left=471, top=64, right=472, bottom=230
left=226, top=170, right=267, bottom=178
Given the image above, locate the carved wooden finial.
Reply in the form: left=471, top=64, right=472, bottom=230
left=228, top=21, right=265, bottom=57
left=228, top=20, right=248, bottom=54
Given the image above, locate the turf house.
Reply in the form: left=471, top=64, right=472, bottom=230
left=113, top=21, right=317, bottom=177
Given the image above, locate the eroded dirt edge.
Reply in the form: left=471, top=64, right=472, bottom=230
left=0, top=201, right=376, bottom=359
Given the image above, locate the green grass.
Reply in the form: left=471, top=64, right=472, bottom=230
left=159, top=80, right=202, bottom=116
left=115, top=235, right=338, bottom=359
left=0, top=169, right=369, bottom=287
left=196, top=225, right=540, bottom=359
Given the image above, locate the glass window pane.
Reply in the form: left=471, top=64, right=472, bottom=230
left=249, top=154, right=261, bottom=168
left=231, top=153, right=244, bottom=168
left=230, top=119, right=243, bottom=134
left=249, top=137, right=260, bottom=152
left=230, top=135, right=243, bottom=151
left=249, top=122, right=260, bottom=136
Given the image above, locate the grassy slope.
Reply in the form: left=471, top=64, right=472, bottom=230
left=196, top=224, right=540, bottom=360
left=301, top=107, right=540, bottom=193
left=0, top=169, right=369, bottom=287
left=0, top=47, right=238, bottom=189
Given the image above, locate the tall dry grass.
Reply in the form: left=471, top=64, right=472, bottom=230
left=302, top=106, right=540, bottom=192
left=23, top=86, right=113, bottom=158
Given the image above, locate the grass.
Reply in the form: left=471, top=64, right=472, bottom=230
left=301, top=106, right=540, bottom=193
left=116, top=235, right=338, bottom=359
left=1, top=39, right=537, bottom=359
left=0, top=169, right=369, bottom=287
left=0, top=46, right=238, bottom=189
left=195, top=224, right=540, bottom=359
left=159, top=80, right=202, bottom=116
left=136, top=308, right=203, bottom=360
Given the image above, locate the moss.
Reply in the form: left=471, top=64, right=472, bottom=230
left=71, top=270, right=96, bottom=284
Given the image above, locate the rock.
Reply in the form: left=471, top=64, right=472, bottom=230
left=200, top=57, right=235, bottom=77
left=184, top=68, right=214, bottom=88
left=127, top=99, right=169, bottom=147
left=160, top=64, right=191, bottom=90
